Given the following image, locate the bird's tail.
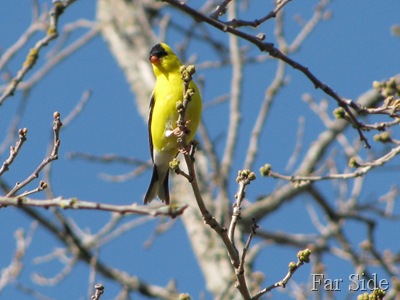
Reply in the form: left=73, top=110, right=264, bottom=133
left=143, top=165, right=170, bottom=204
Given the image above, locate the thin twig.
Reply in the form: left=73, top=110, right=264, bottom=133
left=239, top=219, right=259, bottom=273
left=228, top=170, right=255, bottom=249
left=244, top=10, right=287, bottom=171
left=220, top=0, right=242, bottom=181
left=284, top=117, right=305, bottom=173
left=91, top=283, right=105, bottom=300
left=236, top=219, right=259, bottom=298
left=0, top=0, right=78, bottom=105
left=289, top=0, right=331, bottom=53
left=43, top=90, right=93, bottom=198
left=0, top=225, right=36, bottom=292
left=263, top=144, right=400, bottom=184
left=6, top=112, right=63, bottom=197
left=0, top=12, right=47, bottom=71
left=19, top=25, right=100, bottom=92
left=88, top=254, right=99, bottom=299
left=210, top=0, right=292, bottom=27
left=18, top=180, right=48, bottom=197
left=67, top=152, right=148, bottom=166
left=0, top=95, right=29, bottom=155
left=0, top=128, right=28, bottom=176
left=163, top=0, right=371, bottom=148
left=252, top=249, right=311, bottom=299
left=243, top=59, right=286, bottom=170
left=229, top=171, right=256, bottom=299
left=32, top=255, right=78, bottom=286
left=62, top=89, right=92, bottom=127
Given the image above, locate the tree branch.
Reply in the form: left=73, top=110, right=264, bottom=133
left=0, top=0, right=78, bottom=105
left=162, top=0, right=371, bottom=147
left=6, top=112, right=62, bottom=197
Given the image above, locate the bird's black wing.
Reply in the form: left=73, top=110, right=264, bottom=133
left=148, top=92, right=155, bottom=162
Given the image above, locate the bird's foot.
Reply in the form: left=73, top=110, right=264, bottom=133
left=166, top=121, right=191, bottom=138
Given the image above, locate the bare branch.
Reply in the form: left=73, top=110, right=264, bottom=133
left=62, top=89, right=93, bottom=127
left=6, top=112, right=62, bottom=197
left=252, top=249, right=311, bottom=299
left=262, top=143, right=400, bottom=185
left=0, top=197, right=189, bottom=218
left=228, top=170, right=256, bottom=249
left=0, top=0, right=78, bottom=104
left=210, top=0, right=293, bottom=27
left=91, top=283, right=105, bottom=300
left=163, top=0, right=371, bottom=147
left=0, top=128, right=28, bottom=176
left=0, top=223, right=37, bottom=292
left=220, top=0, right=243, bottom=182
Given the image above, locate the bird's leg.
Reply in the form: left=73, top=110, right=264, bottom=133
left=178, top=139, right=198, bottom=159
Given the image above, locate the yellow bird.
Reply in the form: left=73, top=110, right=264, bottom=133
left=143, top=43, right=202, bottom=204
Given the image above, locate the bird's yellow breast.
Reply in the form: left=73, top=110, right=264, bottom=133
left=151, top=71, right=201, bottom=153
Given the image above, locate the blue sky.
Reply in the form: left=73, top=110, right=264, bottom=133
left=1, top=0, right=400, bottom=299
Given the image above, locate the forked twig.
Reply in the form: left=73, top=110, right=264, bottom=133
left=6, top=112, right=62, bottom=197
left=0, top=0, right=78, bottom=105
left=0, top=128, right=28, bottom=176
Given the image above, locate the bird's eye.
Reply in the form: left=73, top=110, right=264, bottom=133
left=150, top=56, right=160, bottom=64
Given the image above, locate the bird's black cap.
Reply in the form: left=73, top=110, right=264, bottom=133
left=149, top=43, right=168, bottom=60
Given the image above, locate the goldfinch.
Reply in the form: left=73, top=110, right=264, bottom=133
left=143, top=43, right=202, bottom=204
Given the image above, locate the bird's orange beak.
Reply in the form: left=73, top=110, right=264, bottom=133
left=150, top=55, right=160, bottom=64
